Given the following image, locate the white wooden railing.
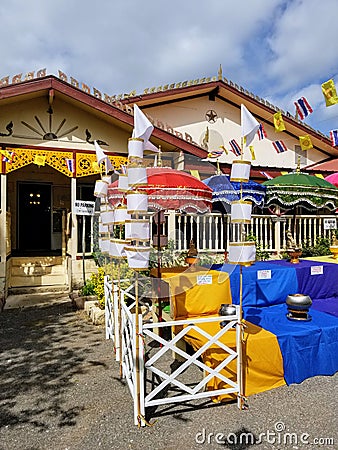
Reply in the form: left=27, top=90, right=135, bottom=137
left=88, top=212, right=337, bottom=257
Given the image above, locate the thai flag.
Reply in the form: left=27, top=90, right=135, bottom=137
left=294, top=97, right=313, bottom=120
left=330, top=129, right=338, bottom=146
left=273, top=140, right=288, bottom=153
left=2, top=151, right=15, bottom=163
left=65, top=158, right=75, bottom=173
left=257, top=123, right=267, bottom=140
left=229, top=139, right=242, bottom=156
left=260, top=171, right=273, bottom=179
left=207, top=150, right=224, bottom=158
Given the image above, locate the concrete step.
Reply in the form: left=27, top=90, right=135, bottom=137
left=8, top=285, right=69, bottom=296
left=10, top=264, right=65, bottom=277
left=10, top=256, right=65, bottom=267
left=9, top=275, right=67, bottom=288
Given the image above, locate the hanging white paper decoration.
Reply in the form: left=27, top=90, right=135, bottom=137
left=228, top=241, right=256, bottom=265
left=128, top=166, right=148, bottom=186
left=109, top=239, right=127, bottom=259
left=125, top=219, right=150, bottom=241
left=113, top=206, right=131, bottom=224
left=128, top=137, right=144, bottom=159
left=94, top=179, right=109, bottom=198
left=124, top=245, right=151, bottom=269
left=126, top=191, right=148, bottom=213
left=99, top=237, right=110, bottom=254
left=118, top=174, right=129, bottom=192
left=230, top=200, right=252, bottom=223
left=230, top=160, right=251, bottom=182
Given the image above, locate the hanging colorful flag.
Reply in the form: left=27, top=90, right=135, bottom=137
left=260, top=171, right=273, bottom=179
left=272, top=140, right=287, bottom=153
left=65, top=158, right=75, bottom=173
left=257, top=123, right=267, bottom=140
left=229, top=139, right=241, bottom=156
left=321, top=79, right=338, bottom=107
left=299, top=135, right=313, bottom=151
left=241, top=104, right=260, bottom=147
left=207, top=150, right=223, bottom=158
left=0, top=149, right=15, bottom=163
left=273, top=112, right=286, bottom=132
left=294, top=97, right=313, bottom=120
left=249, top=146, right=256, bottom=160
left=330, top=129, right=338, bottom=146
left=34, top=154, right=46, bottom=166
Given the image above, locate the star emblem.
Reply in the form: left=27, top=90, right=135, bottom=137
left=205, top=110, right=218, bottom=123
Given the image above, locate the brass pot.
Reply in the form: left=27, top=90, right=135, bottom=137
left=286, top=293, right=312, bottom=311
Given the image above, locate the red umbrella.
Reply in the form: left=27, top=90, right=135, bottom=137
left=107, top=167, right=213, bottom=213
left=325, top=172, right=338, bottom=188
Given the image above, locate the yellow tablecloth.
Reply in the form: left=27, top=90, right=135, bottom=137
left=157, top=266, right=232, bottom=319
left=183, top=318, right=285, bottom=402
left=153, top=266, right=285, bottom=402
left=302, top=255, right=338, bottom=264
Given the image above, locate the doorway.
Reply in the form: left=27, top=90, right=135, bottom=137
left=17, top=182, right=52, bottom=254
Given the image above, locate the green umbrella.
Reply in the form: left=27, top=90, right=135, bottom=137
left=263, top=171, right=338, bottom=211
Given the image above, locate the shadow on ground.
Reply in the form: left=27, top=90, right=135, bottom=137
left=0, top=300, right=106, bottom=432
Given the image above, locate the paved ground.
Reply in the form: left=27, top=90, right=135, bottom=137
left=0, top=294, right=337, bottom=450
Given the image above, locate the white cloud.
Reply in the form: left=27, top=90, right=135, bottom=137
left=1, top=0, right=338, bottom=135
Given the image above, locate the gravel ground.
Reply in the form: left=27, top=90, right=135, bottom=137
left=0, top=296, right=337, bottom=450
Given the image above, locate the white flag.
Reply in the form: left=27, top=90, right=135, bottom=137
left=241, top=104, right=260, bottom=147
left=94, top=140, right=113, bottom=171
left=132, top=104, right=159, bottom=152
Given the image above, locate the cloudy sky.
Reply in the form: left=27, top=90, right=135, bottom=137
left=1, top=0, right=338, bottom=136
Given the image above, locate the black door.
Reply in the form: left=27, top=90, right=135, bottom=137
left=18, top=183, right=52, bottom=253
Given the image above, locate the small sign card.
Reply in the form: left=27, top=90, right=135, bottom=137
left=197, top=275, right=212, bottom=285
left=310, top=265, right=323, bottom=275
left=257, top=269, right=272, bottom=280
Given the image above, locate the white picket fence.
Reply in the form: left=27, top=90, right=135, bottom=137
left=169, top=212, right=336, bottom=254
left=105, top=275, right=242, bottom=426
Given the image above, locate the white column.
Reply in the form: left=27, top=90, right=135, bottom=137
left=0, top=174, right=7, bottom=303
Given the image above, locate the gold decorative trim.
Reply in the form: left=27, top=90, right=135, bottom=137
left=5, top=148, right=73, bottom=176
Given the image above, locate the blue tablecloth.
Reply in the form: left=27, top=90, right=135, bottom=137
left=268, top=259, right=338, bottom=300
left=211, top=262, right=298, bottom=307
left=244, top=304, right=338, bottom=385
left=312, top=297, right=338, bottom=317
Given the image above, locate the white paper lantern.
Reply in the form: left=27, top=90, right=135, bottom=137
left=230, top=200, right=252, bottom=224
left=102, top=174, right=112, bottom=184
left=228, top=241, right=256, bottom=265
left=125, top=219, right=150, bottom=241
left=99, top=221, right=109, bottom=234
left=94, top=179, right=109, bottom=198
left=109, top=239, right=127, bottom=259
left=230, top=160, right=251, bottom=182
left=128, top=137, right=144, bottom=159
left=118, top=174, right=129, bottom=192
left=128, top=166, right=148, bottom=186
left=127, top=191, right=148, bottom=213
left=99, top=237, right=110, bottom=254
left=113, top=206, right=131, bottom=224
left=124, top=245, right=151, bottom=269
left=101, top=210, right=115, bottom=225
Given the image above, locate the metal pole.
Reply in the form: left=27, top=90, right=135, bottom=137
left=82, top=216, right=86, bottom=285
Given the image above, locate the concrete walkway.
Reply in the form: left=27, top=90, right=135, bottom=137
left=0, top=293, right=337, bottom=450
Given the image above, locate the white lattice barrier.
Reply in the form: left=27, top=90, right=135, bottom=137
left=105, top=278, right=242, bottom=426
left=140, top=313, right=241, bottom=412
